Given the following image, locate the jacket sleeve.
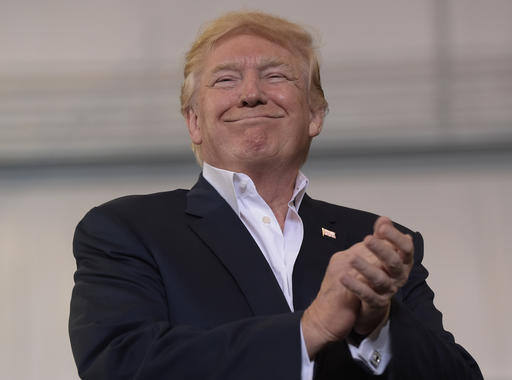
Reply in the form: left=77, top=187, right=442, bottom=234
left=69, top=206, right=302, bottom=380
left=386, top=231, right=483, bottom=380
left=313, top=231, right=483, bottom=380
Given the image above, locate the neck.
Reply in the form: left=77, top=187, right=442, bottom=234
left=205, top=158, right=302, bottom=231
left=243, top=166, right=299, bottom=231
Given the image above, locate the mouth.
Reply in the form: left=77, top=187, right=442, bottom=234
left=223, top=115, right=284, bottom=122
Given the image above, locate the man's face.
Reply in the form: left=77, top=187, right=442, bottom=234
left=186, top=33, right=323, bottom=172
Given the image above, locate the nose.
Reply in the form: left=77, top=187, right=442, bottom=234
left=239, top=73, right=267, bottom=107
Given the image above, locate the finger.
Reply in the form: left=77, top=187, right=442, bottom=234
left=376, top=224, right=414, bottom=265
left=351, top=255, right=397, bottom=295
left=364, top=235, right=404, bottom=279
left=341, top=273, right=390, bottom=309
left=373, top=216, right=392, bottom=238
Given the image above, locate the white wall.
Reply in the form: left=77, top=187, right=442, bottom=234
left=1, top=1, right=511, bottom=379
left=1, top=0, right=511, bottom=162
left=1, top=154, right=511, bottom=380
left=307, top=155, right=512, bottom=380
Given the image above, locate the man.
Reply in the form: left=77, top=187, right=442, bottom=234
left=69, top=11, right=483, bottom=379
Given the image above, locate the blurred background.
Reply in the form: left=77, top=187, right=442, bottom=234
left=1, top=0, right=511, bottom=379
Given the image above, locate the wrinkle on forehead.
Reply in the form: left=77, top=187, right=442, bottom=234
left=207, top=34, right=306, bottom=70
left=210, top=57, right=295, bottom=74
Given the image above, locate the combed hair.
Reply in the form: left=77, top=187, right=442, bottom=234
left=180, top=10, right=328, bottom=164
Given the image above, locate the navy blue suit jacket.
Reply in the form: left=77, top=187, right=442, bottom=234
left=69, top=175, right=482, bottom=379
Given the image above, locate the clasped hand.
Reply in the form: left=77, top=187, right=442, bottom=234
left=302, top=216, right=414, bottom=358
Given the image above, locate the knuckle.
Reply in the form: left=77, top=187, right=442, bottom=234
left=389, top=258, right=402, bottom=274
left=373, top=274, right=391, bottom=291
left=359, top=290, right=373, bottom=303
left=373, top=276, right=385, bottom=289
left=349, top=255, right=362, bottom=268
left=365, top=235, right=376, bottom=248
left=376, top=296, right=388, bottom=308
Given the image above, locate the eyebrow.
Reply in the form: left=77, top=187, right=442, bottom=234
left=210, top=58, right=294, bottom=74
left=259, top=58, right=294, bottom=72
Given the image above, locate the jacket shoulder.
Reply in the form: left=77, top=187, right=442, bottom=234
left=303, top=194, right=379, bottom=225
left=303, top=194, right=416, bottom=241
left=94, top=189, right=188, bottom=215
left=77, top=189, right=190, bottom=234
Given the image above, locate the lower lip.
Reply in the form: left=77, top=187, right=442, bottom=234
left=227, top=116, right=282, bottom=122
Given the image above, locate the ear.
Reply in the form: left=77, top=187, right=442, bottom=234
left=185, top=108, right=203, bottom=145
left=308, top=108, right=324, bottom=137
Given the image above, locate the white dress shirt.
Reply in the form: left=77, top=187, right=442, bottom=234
left=202, top=162, right=391, bottom=379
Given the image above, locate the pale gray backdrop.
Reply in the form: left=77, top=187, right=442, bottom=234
left=1, top=1, right=511, bottom=379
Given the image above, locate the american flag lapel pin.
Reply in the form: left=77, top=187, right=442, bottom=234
left=321, top=227, right=336, bottom=239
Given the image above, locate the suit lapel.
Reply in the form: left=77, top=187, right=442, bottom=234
left=292, top=195, right=350, bottom=311
left=185, top=175, right=290, bottom=316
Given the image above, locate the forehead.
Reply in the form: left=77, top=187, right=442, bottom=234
left=202, top=34, right=302, bottom=71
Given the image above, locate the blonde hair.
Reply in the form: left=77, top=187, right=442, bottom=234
left=180, top=10, right=328, bottom=164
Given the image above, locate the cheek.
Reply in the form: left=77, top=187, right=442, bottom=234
left=200, top=92, right=238, bottom=120
left=271, top=84, right=297, bottom=101
left=273, top=86, right=310, bottom=113
left=272, top=90, right=289, bottom=103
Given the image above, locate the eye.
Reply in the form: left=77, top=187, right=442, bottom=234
left=266, top=72, right=287, bottom=82
left=212, top=76, right=238, bottom=88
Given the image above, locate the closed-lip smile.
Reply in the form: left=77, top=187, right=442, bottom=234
left=223, top=114, right=284, bottom=122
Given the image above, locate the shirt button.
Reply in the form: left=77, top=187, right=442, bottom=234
left=262, top=216, right=271, bottom=224
left=240, top=182, right=247, bottom=193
